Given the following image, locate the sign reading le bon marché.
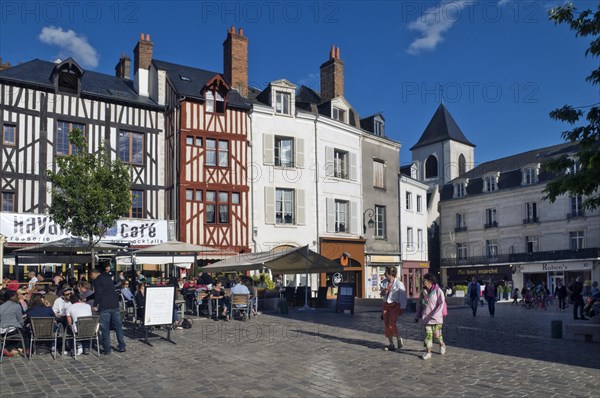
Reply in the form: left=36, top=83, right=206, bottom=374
left=0, top=212, right=167, bottom=245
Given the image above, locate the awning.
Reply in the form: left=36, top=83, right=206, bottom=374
left=14, top=237, right=125, bottom=254
left=201, top=246, right=344, bottom=274
left=133, top=240, right=217, bottom=254
left=116, top=255, right=196, bottom=268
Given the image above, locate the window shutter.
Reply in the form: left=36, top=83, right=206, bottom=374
left=296, top=189, right=305, bottom=225
left=326, top=198, right=335, bottom=233
left=265, top=187, right=275, bottom=224
left=325, top=146, right=334, bottom=177
left=350, top=201, right=359, bottom=235
left=349, top=152, right=357, bottom=181
left=295, top=138, right=304, bottom=168
left=263, top=134, right=274, bottom=165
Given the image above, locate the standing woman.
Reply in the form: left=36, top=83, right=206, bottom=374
left=415, top=273, right=447, bottom=360
left=381, top=266, right=407, bottom=351
left=484, top=278, right=497, bottom=317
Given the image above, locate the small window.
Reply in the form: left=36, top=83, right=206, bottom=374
left=425, top=155, right=438, bottom=179
left=232, top=192, right=240, bottom=204
left=455, top=183, right=466, bottom=198
left=569, top=196, right=584, bottom=218
left=2, top=125, right=16, bottom=146
left=275, top=92, right=291, bottom=115
left=406, top=192, right=412, bottom=210
left=276, top=188, right=295, bottom=224
left=129, top=190, right=144, bottom=218
left=179, top=75, right=192, bottom=82
left=417, top=229, right=423, bottom=250
left=195, top=190, right=203, bottom=201
left=457, top=243, right=467, bottom=260
left=416, top=195, right=422, bottom=213
left=526, top=235, right=538, bottom=254
left=334, top=149, right=349, bottom=179
left=406, top=227, right=414, bottom=250
left=1, top=192, right=15, bottom=212
left=485, top=208, right=497, bottom=228
left=373, top=160, right=385, bottom=189
left=335, top=200, right=348, bottom=233
left=195, top=137, right=203, bottom=147
left=374, top=120, right=384, bottom=136
left=569, top=231, right=584, bottom=250
left=486, top=240, right=498, bottom=258
left=57, top=121, right=85, bottom=155
left=275, top=136, right=294, bottom=167
left=205, top=191, right=229, bottom=224
left=375, top=205, right=386, bottom=238
left=118, top=130, right=144, bottom=165
left=186, top=136, right=194, bottom=146
left=186, top=189, right=193, bottom=201
left=332, top=107, right=346, bottom=123
left=524, top=202, right=538, bottom=223
left=523, top=167, right=537, bottom=185
left=206, top=139, right=216, bottom=166
left=206, top=89, right=225, bottom=113
left=484, top=175, right=497, bottom=192
left=455, top=213, right=466, bottom=231
left=458, top=154, right=466, bottom=175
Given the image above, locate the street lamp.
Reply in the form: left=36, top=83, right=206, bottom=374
left=363, top=208, right=375, bottom=234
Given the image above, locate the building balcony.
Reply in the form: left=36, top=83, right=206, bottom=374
left=454, top=226, right=467, bottom=232
left=441, top=247, right=600, bottom=267
left=567, top=211, right=585, bottom=219
left=484, top=221, right=498, bottom=229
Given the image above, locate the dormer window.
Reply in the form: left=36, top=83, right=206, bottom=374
left=454, top=178, right=469, bottom=198
left=568, top=159, right=580, bottom=174
left=52, top=58, right=83, bottom=96
left=206, top=90, right=225, bottom=113
left=374, top=120, right=384, bottom=136
left=332, top=107, right=346, bottom=123
left=483, top=173, right=499, bottom=192
left=522, top=163, right=540, bottom=185
left=275, top=91, right=291, bottom=115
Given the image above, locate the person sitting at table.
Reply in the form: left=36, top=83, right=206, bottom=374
left=26, top=292, right=55, bottom=319
left=230, top=276, right=250, bottom=319
left=52, top=287, right=73, bottom=328
left=120, top=281, right=135, bottom=307
left=197, top=272, right=213, bottom=290
left=135, top=282, right=146, bottom=320
left=209, top=280, right=229, bottom=321
left=66, top=293, right=93, bottom=355
left=245, top=279, right=258, bottom=317
left=0, top=289, right=31, bottom=357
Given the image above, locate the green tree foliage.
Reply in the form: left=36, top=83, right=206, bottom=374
left=47, top=129, right=132, bottom=267
left=543, top=3, right=600, bottom=210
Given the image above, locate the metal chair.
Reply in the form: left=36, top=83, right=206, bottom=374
left=230, top=294, right=250, bottom=321
left=121, top=293, right=138, bottom=323
left=29, top=317, right=62, bottom=359
left=0, top=327, right=28, bottom=363
left=64, top=316, right=100, bottom=359
left=195, top=291, right=209, bottom=317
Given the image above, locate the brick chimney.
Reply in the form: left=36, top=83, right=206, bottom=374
left=115, top=52, right=131, bottom=79
left=133, top=33, right=153, bottom=96
left=223, top=26, right=248, bottom=98
left=320, top=45, right=344, bottom=101
left=0, top=57, right=11, bottom=71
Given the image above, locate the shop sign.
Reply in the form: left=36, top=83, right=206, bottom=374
left=519, top=262, right=593, bottom=273
left=1, top=212, right=168, bottom=245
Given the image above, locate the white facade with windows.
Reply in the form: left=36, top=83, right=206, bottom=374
left=439, top=143, right=600, bottom=291
left=400, top=175, right=429, bottom=263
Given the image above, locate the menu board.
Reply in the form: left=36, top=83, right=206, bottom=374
left=144, top=286, right=175, bottom=326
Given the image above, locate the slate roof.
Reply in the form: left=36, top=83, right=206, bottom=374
left=439, top=141, right=578, bottom=201
left=152, top=59, right=250, bottom=110
left=411, top=103, right=475, bottom=150
left=0, top=58, right=162, bottom=109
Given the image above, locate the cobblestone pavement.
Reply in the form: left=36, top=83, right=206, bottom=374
left=1, top=301, right=598, bottom=397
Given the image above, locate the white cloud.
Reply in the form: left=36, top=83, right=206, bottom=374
left=406, top=0, right=475, bottom=55
left=38, top=26, right=99, bottom=68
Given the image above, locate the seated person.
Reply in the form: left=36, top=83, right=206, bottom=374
left=245, top=279, right=258, bottom=317
left=65, top=293, right=93, bottom=355
left=135, top=283, right=146, bottom=321
left=52, top=287, right=73, bottom=328
left=120, top=281, right=135, bottom=306
left=196, top=272, right=213, bottom=290
left=230, top=276, right=250, bottom=319
left=0, top=289, right=31, bottom=356
left=26, top=292, right=56, bottom=319
left=209, top=280, right=230, bottom=320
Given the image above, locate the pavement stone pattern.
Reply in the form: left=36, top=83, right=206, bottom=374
left=1, top=301, right=598, bottom=397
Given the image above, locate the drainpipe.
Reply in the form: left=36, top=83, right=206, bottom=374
left=314, top=115, right=320, bottom=253
left=249, top=109, right=257, bottom=253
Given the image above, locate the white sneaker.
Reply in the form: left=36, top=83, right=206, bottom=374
left=422, top=352, right=432, bottom=360
left=440, top=345, right=446, bottom=355
left=397, top=338, right=404, bottom=349
left=76, top=345, right=83, bottom=355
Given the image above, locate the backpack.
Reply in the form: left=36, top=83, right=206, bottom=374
left=181, top=318, right=192, bottom=329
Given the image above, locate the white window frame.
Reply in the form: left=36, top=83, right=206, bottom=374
left=335, top=200, right=349, bottom=233
left=406, top=192, right=413, bottom=211
left=275, top=188, right=295, bottom=225
left=373, top=160, right=385, bottom=189
left=455, top=182, right=466, bottom=198
left=457, top=243, right=467, bottom=260
left=486, top=240, right=499, bottom=258
left=416, top=195, right=422, bottom=213
left=334, top=149, right=349, bottom=179
left=275, top=91, right=291, bottom=115
left=483, top=175, right=497, bottom=192
left=526, top=235, right=538, bottom=253
left=375, top=205, right=386, bottom=239
left=406, top=227, right=414, bottom=251
left=485, top=208, right=497, bottom=227
left=275, top=136, right=294, bottom=167
left=569, top=231, right=584, bottom=250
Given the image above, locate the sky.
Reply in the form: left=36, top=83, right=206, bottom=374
left=1, top=0, right=598, bottom=166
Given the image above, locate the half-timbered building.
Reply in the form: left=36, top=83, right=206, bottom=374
left=151, top=27, right=251, bottom=254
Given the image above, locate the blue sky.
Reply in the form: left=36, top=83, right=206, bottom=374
left=1, top=0, right=598, bottom=165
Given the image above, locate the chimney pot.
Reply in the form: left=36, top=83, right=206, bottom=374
left=336, top=47, right=340, bottom=59
left=223, top=26, right=248, bottom=98
left=320, top=45, right=344, bottom=101
left=146, top=34, right=150, bottom=41
left=330, top=45, right=335, bottom=59
left=140, top=33, right=144, bottom=40
left=230, top=26, right=235, bottom=34
left=239, top=28, right=244, bottom=36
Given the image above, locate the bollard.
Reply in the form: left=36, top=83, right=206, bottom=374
left=551, top=320, right=563, bottom=339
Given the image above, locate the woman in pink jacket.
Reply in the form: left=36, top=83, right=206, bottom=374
left=415, top=273, right=447, bottom=360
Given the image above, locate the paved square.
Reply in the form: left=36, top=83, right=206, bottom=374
left=1, top=302, right=598, bottom=397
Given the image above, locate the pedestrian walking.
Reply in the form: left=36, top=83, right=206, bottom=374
left=90, top=268, right=127, bottom=354
left=380, top=266, right=407, bottom=351
left=467, top=276, right=481, bottom=317
left=569, top=277, right=587, bottom=320
left=484, top=278, right=496, bottom=317
left=415, top=273, right=447, bottom=360
left=554, top=281, right=567, bottom=311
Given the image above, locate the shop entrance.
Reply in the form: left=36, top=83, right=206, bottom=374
left=548, top=272, right=565, bottom=294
